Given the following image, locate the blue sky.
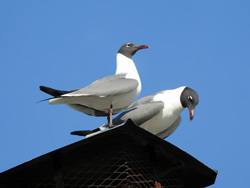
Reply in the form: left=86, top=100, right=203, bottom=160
left=1, top=1, right=249, bottom=187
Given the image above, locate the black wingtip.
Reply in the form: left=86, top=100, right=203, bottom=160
left=37, top=86, right=54, bottom=103
left=70, top=128, right=101, bottom=136
left=70, top=130, right=93, bottom=136
left=39, top=86, right=56, bottom=96
left=40, top=86, right=51, bottom=93
left=39, top=85, right=46, bottom=90
left=39, top=85, right=73, bottom=97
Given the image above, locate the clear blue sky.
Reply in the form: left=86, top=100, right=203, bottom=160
left=1, top=1, right=249, bottom=187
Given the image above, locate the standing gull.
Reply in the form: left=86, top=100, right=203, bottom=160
left=40, top=43, right=149, bottom=127
left=72, top=86, right=199, bottom=139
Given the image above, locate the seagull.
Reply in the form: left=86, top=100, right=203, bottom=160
left=40, top=43, right=149, bottom=127
left=71, top=86, right=199, bottom=139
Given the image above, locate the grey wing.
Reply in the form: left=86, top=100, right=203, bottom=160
left=127, top=93, right=157, bottom=108
left=156, top=116, right=182, bottom=139
left=112, top=101, right=164, bottom=126
left=63, top=74, right=138, bottom=97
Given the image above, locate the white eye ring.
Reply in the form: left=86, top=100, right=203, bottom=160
left=188, top=96, right=193, bottom=101
left=126, top=43, right=131, bottom=47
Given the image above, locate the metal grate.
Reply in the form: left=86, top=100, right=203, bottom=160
left=0, top=120, right=217, bottom=188
left=55, top=140, right=185, bottom=188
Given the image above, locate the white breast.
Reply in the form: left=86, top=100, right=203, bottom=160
left=140, top=87, right=186, bottom=134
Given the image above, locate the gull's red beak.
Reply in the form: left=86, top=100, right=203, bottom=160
left=137, top=45, right=149, bottom=49
left=188, top=106, right=195, bottom=122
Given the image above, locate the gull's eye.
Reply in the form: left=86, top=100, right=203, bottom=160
left=126, top=43, right=132, bottom=47
left=188, top=96, right=193, bottom=102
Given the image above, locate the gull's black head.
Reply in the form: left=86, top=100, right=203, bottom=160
left=118, top=43, right=149, bottom=58
left=180, top=87, right=199, bottom=121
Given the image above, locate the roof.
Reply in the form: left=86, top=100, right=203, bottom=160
left=0, top=119, right=217, bottom=188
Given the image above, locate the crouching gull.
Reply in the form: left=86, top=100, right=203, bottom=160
left=71, top=86, right=199, bottom=139
left=40, top=43, right=149, bottom=127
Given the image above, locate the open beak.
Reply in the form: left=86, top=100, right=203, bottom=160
left=188, top=106, right=195, bottom=122
left=137, top=45, right=149, bottom=49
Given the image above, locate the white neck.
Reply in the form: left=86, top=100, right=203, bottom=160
left=115, top=53, right=141, bottom=93
left=154, top=87, right=186, bottom=115
left=115, top=53, right=136, bottom=75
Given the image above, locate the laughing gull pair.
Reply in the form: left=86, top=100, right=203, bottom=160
left=71, top=86, right=199, bottom=139
left=40, top=43, right=199, bottom=139
left=40, top=43, right=149, bottom=127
